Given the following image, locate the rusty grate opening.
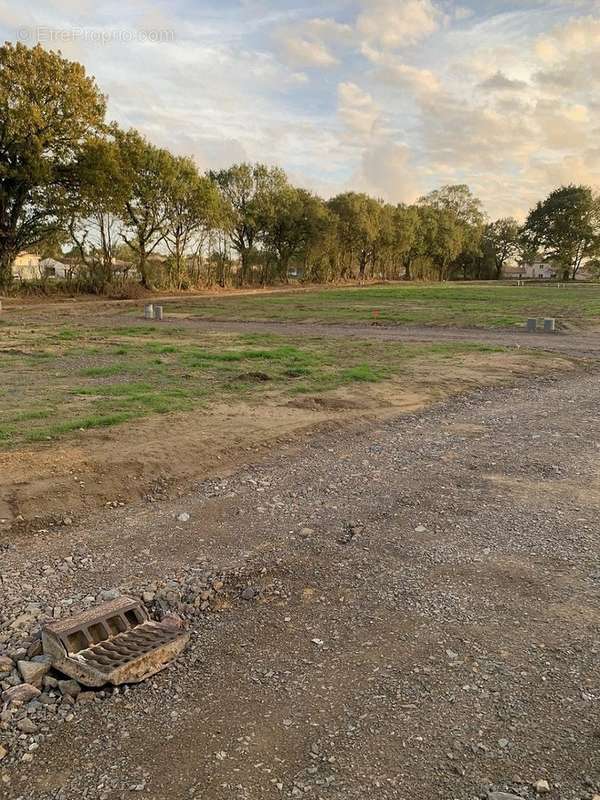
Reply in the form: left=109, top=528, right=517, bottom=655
left=42, top=597, right=189, bottom=687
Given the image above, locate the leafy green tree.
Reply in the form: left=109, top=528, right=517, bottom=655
left=209, top=163, right=289, bottom=284
left=115, top=128, right=174, bottom=288
left=68, top=136, right=129, bottom=290
left=0, top=43, right=106, bottom=287
left=394, top=204, right=421, bottom=280
left=523, top=184, right=600, bottom=280
left=163, top=157, right=221, bottom=289
left=484, top=217, right=521, bottom=279
left=261, top=187, right=328, bottom=282
left=327, top=192, right=382, bottom=281
left=419, top=185, right=486, bottom=279
left=417, top=205, right=464, bottom=281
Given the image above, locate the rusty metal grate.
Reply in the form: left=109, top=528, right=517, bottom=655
left=42, top=597, right=189, bottom=687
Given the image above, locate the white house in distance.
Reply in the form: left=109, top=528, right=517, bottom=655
left=519, top=260, right=556, bottom=280
left=40, top=257, right=71, bottom=279
left=12, top=252, right=42, bottom=281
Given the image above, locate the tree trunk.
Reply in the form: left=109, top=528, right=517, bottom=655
left=0, top=249, right=16, bottom=290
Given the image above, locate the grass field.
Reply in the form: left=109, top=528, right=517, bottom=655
left=163, top=283, right=600, bottom=329
left=0, top=320, right=526, bottom=448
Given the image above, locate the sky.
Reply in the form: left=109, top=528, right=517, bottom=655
left=4, top=0, right=600, bottom=219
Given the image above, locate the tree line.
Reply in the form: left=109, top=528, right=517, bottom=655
left=1, top=42, right=599, bottom=293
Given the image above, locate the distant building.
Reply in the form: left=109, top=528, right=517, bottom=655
left=12, top=252, right=42, bottom=281
left=40, top=258, right=71, bottom=279
left=517, top=261, right=556, bottom=280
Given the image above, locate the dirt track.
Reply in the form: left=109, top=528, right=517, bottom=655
left=2, top=366, right=600, bottom=799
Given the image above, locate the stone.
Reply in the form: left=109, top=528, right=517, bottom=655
left=0, top=656, right=14, bottom=672
left=17, top=660, right=50, bottom=688
left=299, top=527, right=314, bottom=538
left=534, top=780, right=550, bottom=794
left=58, top=679, right=82, bottom=698
left=241, top=587, right=256, bottom=601
left=488, top=794, right=522, bottom=800
left=17, top=718, right=38, bottom=734
left=2, top=684, right=41, bottom=704
left=43, top=675, right=59, bottom=690
left=77, top=691, right=96, bottom=705
left=0, top=745, right=6, bottom=761
left=414, top=525, right=427, bottom=533
left=176, top=512, right=190, bottom=523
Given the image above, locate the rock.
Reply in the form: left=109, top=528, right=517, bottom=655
left=58, top=679, right=81, bottom=698
left=176, top=512, right=190, bottom=523
left=26, top=639, right=43, bottom=658
left=0, top=655, right=14, bottom=672
left=77, top=691, right=96, bottom=705
left=2, top=683, right=41, bottom=704
left=17, top=659, right=50, bottom=688
left=43, top=675, right=59, bottom=690
left=488, top=794, right=523, bottom=800
left=142, top=591, right=155, bottom=604
left=0, top=745, right=6, bottom=761
left=99, top=589, right=120, bottom=601
left=299, top=527, right=314, bottom=538
left=241, top=587, right=256, bottom=601
left=17, top=718, right=38, bottom=734
left=414, top=525, right=427, bottom=533
left=534, top=780, right=550, bottom=794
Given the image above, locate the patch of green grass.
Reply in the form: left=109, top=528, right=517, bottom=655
left=0, top=314, right=565, bottom=451
left=79, top=364, right=133, bottom=378
left=340, top=364, right=387, bottom=382
left=164, top=283, right=600, bottom=330
left=25, top=413, right=135, bottom=441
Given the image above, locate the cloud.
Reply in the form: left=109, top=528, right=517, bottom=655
left=274, top=16, right=353, bottom=68
left=535, top=15, right=600, bottom=62
left=357, top=0, right=442, bottom=50
left=478, top=70, right=528, bottom=92
left=337, top=81, right=382, bottom=137
left=377, top=61, right=441, bottom=94
left=358, top=140, right=423, bottom=202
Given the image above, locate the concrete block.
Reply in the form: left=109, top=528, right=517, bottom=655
left=526, top=318, right=537, bottom=333
left=543, top=318, right=556, bottom=333
left=144, top=303, right=154, bottom=320
left=154, top=305, right=163, bottom=321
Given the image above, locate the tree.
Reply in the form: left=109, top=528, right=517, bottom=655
left=115, top=128, right=174, bottom=288
left=261, top=187, right=328, bottom=283
left=163, top=157, right=220, bottom=289
left=394, top=204, right=421, bottom=280
left=419, top=185, right=486, bottom=279
left=0, top=43, right=106, bottom=287
left=209, top=163, right=288, bottom=284
left=522, top=184, right=600, bottom=280
left=68, top=136, right=129, bottom=291
left=484, top=217, right=521, bottom=279
left=327, top=192, right=382, bottom=281
left=418, top=205, right=464, bottom=281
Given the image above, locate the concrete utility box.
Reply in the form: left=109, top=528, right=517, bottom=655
left=543, top=318, right=556, bottom=333
left=144, top=303, right=154, bottom=320
left=154, top=305, right=164, bottom=321
left=526, top=318, right=537, bottom=333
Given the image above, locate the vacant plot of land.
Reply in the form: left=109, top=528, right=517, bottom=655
left=162, top=283, right=600, bottom=329
left=0, top=322, right=529, bottom=448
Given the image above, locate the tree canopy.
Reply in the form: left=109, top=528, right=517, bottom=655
left=0, top=42, right=106, bottom=287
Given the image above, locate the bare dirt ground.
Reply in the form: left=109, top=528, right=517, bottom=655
left=0, top=348, right=575, bottom=529
left=2, top=363, right=600, bottom=799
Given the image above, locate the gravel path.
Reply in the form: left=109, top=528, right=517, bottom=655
left=1, top=369, right=600, bottom=799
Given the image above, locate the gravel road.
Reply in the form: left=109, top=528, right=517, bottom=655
left=1, top=368, right=600, bottom=800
